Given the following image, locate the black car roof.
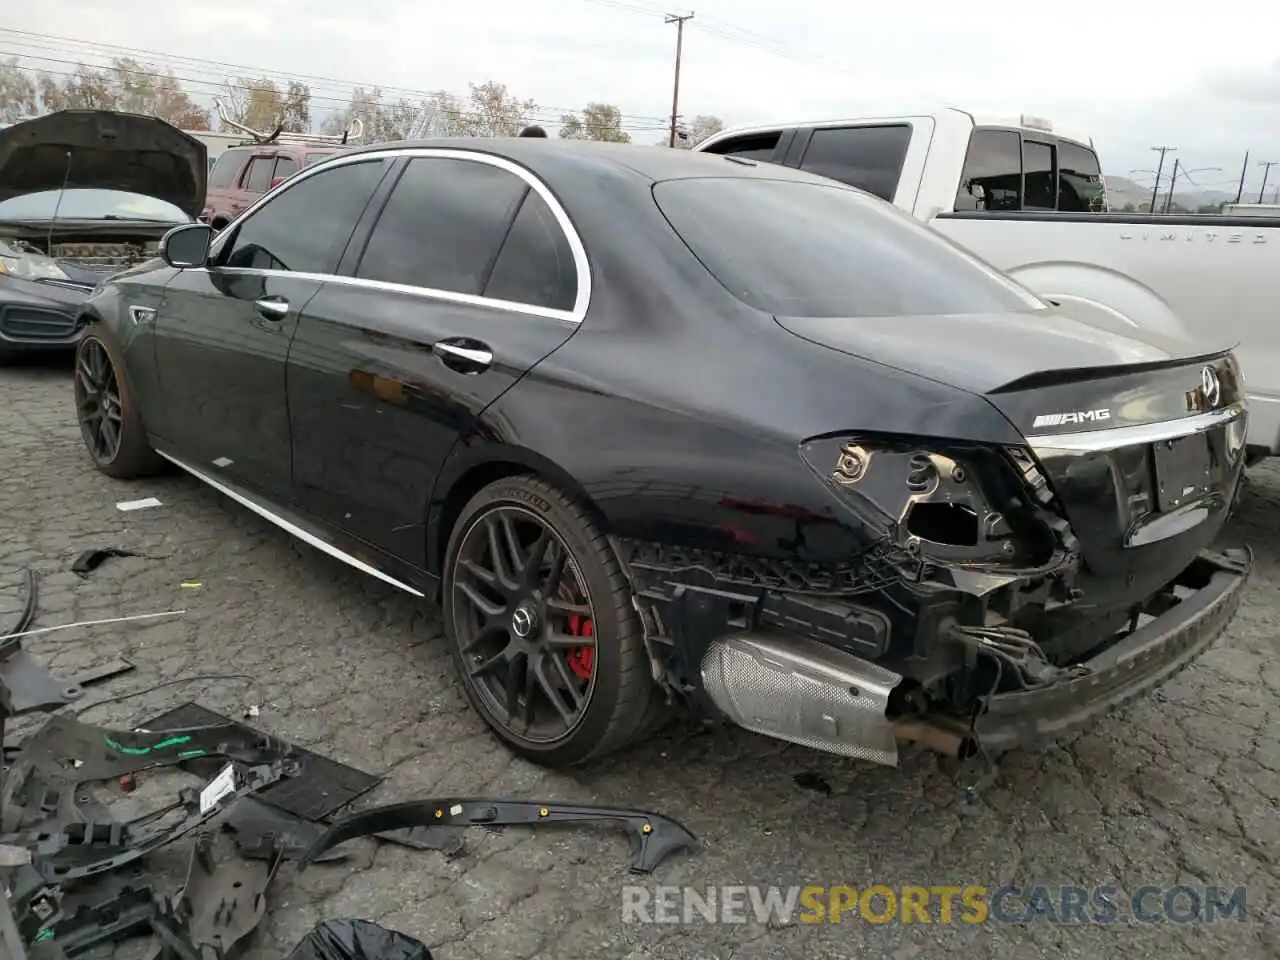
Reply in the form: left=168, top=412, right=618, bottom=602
left=331, top=136, right=820, bottom=188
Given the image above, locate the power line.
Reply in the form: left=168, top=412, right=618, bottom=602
left=0, top=28, right=672, bottom=125
left=1, top=57, right=674, bottom=134
left=665, top=12, right=693, bottom=147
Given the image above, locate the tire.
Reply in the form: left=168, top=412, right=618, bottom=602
left=442, top=475, right=668, bottom=767
left=73, top=327, right=163, bottom=479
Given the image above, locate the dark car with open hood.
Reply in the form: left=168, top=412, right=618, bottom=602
left=0, top=109, right=204, bottom=361
left=68, top=138, right=1251, bottom=771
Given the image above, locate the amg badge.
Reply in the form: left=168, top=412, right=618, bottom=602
left=1032, top=409, right=1112, bottom=429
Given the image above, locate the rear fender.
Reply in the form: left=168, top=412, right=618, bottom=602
left=1004, top=260, right=1190, bottom=339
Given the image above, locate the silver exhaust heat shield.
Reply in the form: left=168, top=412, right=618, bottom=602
left=700, top=633, right=904, bottom=766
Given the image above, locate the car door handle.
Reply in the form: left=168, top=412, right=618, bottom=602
left=434, top=339, right=493, bottom=373
left=254, top=297, right=290, bottom=320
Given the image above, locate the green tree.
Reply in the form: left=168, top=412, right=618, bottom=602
left=0, top=56, right=38, bottom=122
left=559, top=102, right=630, bottom=142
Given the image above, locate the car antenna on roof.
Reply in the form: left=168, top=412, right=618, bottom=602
left=45, top=149, right=73, bottom=254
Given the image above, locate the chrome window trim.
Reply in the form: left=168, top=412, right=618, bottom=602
left=204, top=147, right=591, bottom=324
left=1027, top=402, right=1246, bottom=454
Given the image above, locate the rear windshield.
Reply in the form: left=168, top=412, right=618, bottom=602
left=652, top=177, right=1047, bottom=319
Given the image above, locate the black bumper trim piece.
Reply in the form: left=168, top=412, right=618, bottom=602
left=973, top=547, right=1251, bottom=752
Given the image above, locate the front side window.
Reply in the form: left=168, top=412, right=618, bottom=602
left=273, top=157, right=299, bottom=181
left=654, top=176, right=1046, bottom=318
left=219, top=159, right=387, bottom=274
left=956, top=129, right=1022, bottom=211
left=797, top=124, right=912, bottom=202
left=355, top=157, right=528, bottom=296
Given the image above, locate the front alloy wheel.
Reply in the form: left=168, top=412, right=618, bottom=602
left=74, top=336, right=124, bottom=464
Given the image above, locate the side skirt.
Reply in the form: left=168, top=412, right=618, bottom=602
left=154, top=449, right=435, bottom=600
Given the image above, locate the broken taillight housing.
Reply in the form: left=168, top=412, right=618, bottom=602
left=799, top=435, right=1060, bottom=568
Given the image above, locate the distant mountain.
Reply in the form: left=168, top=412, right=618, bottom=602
left=1103, top=175, right=1238, bottom=214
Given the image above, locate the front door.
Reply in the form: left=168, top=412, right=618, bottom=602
left=286, top=154, right=585, bottom=565
left=151, top=155, right=395, bottom=501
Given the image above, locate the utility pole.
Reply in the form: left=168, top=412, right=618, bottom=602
left=665, top=12, right=694, bottom=148
left=1234, top=151, right=1249, bottom=203
left=1162, top=158, right=1181, bottom=213
left=1149, top=145, right=1176, bottom=213
left=1259, top=160, right=1279, bottom=203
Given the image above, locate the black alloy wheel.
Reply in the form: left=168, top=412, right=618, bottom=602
left=450, top=504, right=598, bottom=743
left=74, top=336, right=124, bottom=463
left=72, top=330, right=162, bottom=478
left=443, top=476, right=669, bottom=767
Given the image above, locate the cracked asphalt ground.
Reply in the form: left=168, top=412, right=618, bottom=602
left=1, top=356, right=1277, bottom=960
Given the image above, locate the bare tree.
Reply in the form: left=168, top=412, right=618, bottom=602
left=559, top=103, right=630, bottom=142
left=218, top=76, right=285, bottom=134
left=0, top=56, right=38, bottom=123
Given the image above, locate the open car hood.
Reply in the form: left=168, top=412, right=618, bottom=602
left=0, top=110, right=207, bottom=219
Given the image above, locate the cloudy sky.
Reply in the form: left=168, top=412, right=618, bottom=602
left=6, top=0, right=1280, bottom=198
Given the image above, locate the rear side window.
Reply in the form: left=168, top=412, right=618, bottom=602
left=653, top=177, right=1045, bottom=319
left=274, top=157, right=299, bottom=180
left=483, top=191, right=578, bottom=311
left=355, top=157, right=527, bottom=295
left=243, top=157, right=275, bottom=193
left=797, top=125, right=911, bottom=202
left=1058, top=142, right=1106, bottom=212
left=700, top=132, right=781, bottom=163
left=208, top=150, right=247, bottom=189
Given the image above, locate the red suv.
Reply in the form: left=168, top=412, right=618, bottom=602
left=200, top=143, right=341, bottom=228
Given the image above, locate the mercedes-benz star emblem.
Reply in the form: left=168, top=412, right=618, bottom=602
left=1201, top=366, right=1221, bottom=408
left=511, top=605, right=535, bottom=638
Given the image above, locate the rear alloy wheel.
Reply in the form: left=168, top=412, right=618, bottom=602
left=443, top=476, right=667, bottom=767
left=73, top=332, right=162, bottom=478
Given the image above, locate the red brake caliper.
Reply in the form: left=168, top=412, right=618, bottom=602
left=565, top=614, right=594, bottom=680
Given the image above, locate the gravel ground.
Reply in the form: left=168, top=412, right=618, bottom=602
left=1, top=355, right=1277, bottom=960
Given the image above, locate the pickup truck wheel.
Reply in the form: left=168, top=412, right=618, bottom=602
left=73, top=330, right=162, bottom=478
left=442, top=476, right=667, bottom=767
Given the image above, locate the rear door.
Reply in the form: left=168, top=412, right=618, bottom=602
left=286, top=152, right=585, bottom=564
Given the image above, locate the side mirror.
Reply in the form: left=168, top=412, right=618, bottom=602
left=159, top=223, right=214, bottom=269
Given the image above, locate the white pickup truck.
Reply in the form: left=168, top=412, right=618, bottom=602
left=694, top=109, right=1280, bottom=460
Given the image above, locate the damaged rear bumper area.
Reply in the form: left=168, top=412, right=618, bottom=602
left=694, top=547, right=1249, bottom=766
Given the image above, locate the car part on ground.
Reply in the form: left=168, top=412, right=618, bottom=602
left=298, top=798, right=698, bottom=874
left=0, top=565, right=698, bottom=958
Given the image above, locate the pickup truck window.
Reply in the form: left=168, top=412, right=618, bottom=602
left=956, top=129, right=1022, bottom=211
left=1023, top=140, right=1055, bottom=209
left=1058, top=141, right=1106, bottom=212
left=701, top=132, right=781, bottom=162
left=208, top=149, right=248, bottom=190
left=653, top=177, right=1045, bottom=318
left=796, top=124, right=911, bottom=202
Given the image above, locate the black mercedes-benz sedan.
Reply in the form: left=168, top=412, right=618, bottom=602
left=0, top=110, right=205, bottom=360
left=70, top=138, right=1251, bottom=769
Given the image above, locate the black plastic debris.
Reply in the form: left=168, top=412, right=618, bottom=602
left=793, top=772, right=833, bottom=796
left=285, top=919, right=434, bottom=960
left=70, top=549, right=139, bottom=579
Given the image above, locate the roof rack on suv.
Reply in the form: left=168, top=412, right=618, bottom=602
left=214, top=98, right=365, bottom=147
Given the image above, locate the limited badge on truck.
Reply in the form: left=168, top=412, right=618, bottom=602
left=1031, top=409, right=1112, bottom=429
